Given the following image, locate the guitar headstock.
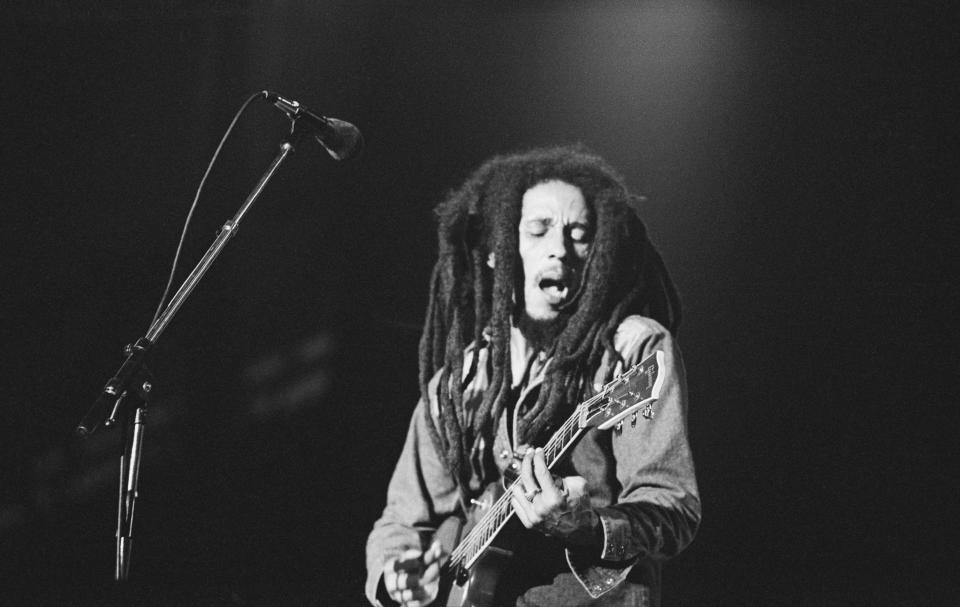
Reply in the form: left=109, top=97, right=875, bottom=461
left=579, top=350, right=665, bottom=430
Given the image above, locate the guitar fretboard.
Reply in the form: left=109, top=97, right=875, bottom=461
left=444, top=351, right=662, bottom=576
left=446, top=410, right=588, bottom=572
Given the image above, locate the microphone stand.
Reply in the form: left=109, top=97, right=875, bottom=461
left=77, top=126, right=307, bottom=581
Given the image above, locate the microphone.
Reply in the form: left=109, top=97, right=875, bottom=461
left=264, top=91, right=363, bottom=161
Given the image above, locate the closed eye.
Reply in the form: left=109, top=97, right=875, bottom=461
left=525, top=219, right=550, bottom=237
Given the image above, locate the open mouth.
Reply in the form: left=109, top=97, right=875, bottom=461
left=538, top=276, right=569, bottom=303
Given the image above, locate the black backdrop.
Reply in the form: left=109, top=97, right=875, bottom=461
left=2, top=2, right=957, bottom=606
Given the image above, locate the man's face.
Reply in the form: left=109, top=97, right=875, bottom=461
left=517, top=180, right=592, bottom=321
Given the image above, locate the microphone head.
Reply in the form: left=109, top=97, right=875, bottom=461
left=263, top=91, right=363, bottom=161
left=318, top=117, right=364, bottom=161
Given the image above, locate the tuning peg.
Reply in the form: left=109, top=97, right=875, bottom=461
left=615, top=421, right=623, bottom=435
left=642, top=403, right=654, bottom=419
left=631, top=412, right=637, bottom=427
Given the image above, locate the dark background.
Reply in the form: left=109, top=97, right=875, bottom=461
left=2, top=2, right=957, bottom=606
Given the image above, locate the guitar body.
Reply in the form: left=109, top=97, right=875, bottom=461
left=435, top=351, right=666, bottom=607
left=441, top=482, right=514, bottom=607
left=443, top=539, right=511, bottom=607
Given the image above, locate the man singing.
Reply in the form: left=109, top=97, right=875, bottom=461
left=365, top=146, right=700, bottom=607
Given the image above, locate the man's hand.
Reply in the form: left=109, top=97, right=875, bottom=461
left=381, top=540, right=443, bottom=607
left=510, top=447, right=598, bottom=546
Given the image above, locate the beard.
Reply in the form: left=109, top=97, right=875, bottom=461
left=514, top=310, right=572, bottom=353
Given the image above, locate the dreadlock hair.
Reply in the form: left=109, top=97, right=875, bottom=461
left=418, top=145, right=681, bottom=491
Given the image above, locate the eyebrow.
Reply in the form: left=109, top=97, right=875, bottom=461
left=521, top=215, right=591, bottom=225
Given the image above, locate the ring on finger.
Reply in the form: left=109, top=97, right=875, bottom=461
left=524, top=487, right=541, bottom=502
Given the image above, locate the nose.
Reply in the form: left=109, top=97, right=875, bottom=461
left=544, top=228, right=567, bottom=259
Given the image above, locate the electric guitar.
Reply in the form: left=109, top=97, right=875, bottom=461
left=437, top=350, right=666, bottom=607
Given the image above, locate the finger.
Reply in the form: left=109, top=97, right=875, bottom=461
left=563, top=475, right=588, bottom=500
left=393, top=551, right=426, bottom=596
left=550, top=476, right=569, bottom=503
left=420, top=559, right=441, bottom=584
left=383, top=570, right=399, bottom=598
left=383, top=558, right=400, bottom=591
left=388, top=578, right=401, bottom=602
left=532, top=448, right=558, bottom=499
left=520, top=447, right=538, bottom=493
left=421, top=539, right=443, bottom=566
left=510, top=492, right=535, bottom=528
left=394, top=547, right=424, bottom=573
left=414, top=578, right=441, bottom=607
left=511, top=483, right=532, bottom=508
left=402, top=593, right=435, bottom=607
left=398, top=586, right=430, bottom=605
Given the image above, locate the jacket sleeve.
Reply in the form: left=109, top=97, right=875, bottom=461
left=364, top=399, right=462, bottom=606
left=567, top=316, right=701, bottom=598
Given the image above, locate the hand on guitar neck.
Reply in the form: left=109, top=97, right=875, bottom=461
left=509, top=447, right=598, bottom=548
left=381, top=538, right=444, bottom=607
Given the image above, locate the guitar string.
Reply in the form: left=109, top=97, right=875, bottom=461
left=445, top=359, right=651, bottom=570
left=448, top=409, right=583, bottom=567
left=448, top=379, right=625, bottom=566
left=448, top=389, right=604, bottom=566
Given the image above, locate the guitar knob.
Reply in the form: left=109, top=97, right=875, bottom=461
left=456, top=563, right=469, bottom=585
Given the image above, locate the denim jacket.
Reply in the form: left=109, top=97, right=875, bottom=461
left=365, top=316, right=700, bottom=606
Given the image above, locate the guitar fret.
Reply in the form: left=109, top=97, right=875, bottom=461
left=448, top=353, right=663, bottom=577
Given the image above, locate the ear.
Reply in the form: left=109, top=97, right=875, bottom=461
left=487, top=252, right=496, bottom=268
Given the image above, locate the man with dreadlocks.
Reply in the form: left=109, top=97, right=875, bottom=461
left=365, top=146, right=700, bottom=607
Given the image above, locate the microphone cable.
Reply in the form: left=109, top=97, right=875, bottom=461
left=147, top=90, right=268, bottom=329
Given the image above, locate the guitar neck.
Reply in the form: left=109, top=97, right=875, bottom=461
left=444, top=350, right=664, bottom=575
left=447, top=409, right=589, bottom=571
